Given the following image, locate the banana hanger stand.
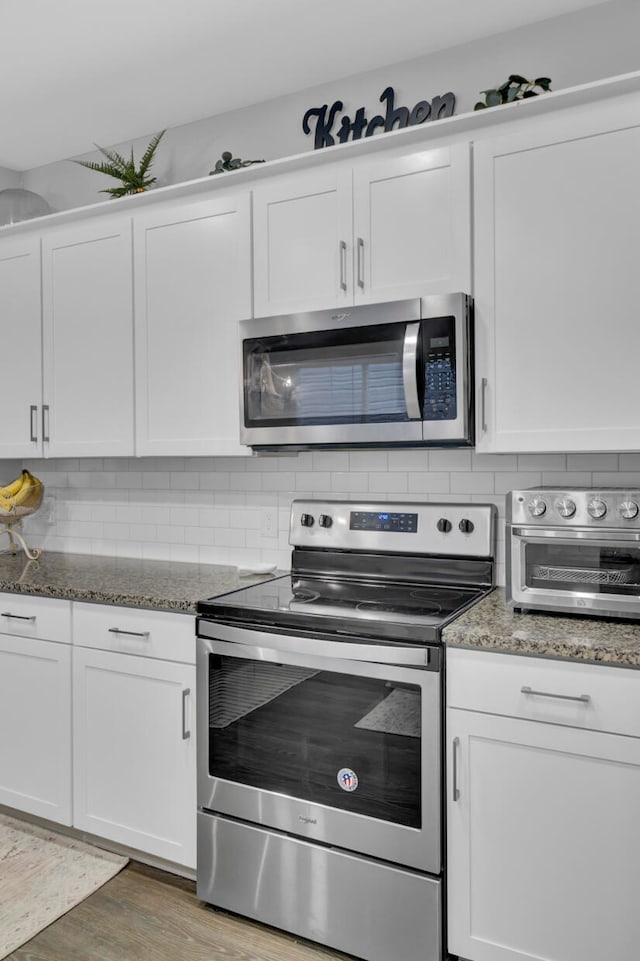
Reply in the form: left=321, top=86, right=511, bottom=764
left=0, top=515, right=42, bottom=560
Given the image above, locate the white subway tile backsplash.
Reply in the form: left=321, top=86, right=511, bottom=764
left=11, top=449, right=638, bottom=586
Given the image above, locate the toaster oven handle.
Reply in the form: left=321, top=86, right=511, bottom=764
left=512, top=527, right=640, bottom=541
left=402, top=321, right=422, bottom=420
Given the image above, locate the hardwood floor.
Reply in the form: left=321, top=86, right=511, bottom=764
left=7, top=860, right=353, bottom=961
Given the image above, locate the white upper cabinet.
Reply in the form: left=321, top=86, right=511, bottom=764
left=353, top=146, right=471, bottom=304
left=0, top=234, right=43, bottom=457
left=253, top=167, right=353, bottom=316
left=252, top=143, right=471, bottom=316
left=42, top=216, right=134, bottom=457
left=133, top=193, right=252, bottom=456
left=474, top=96, right=640, bottom=452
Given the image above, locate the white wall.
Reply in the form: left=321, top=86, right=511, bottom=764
left=9, top=451, right=640, bottom=586
left=22, top=0, right=638, bottom=213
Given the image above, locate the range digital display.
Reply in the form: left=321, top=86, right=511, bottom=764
left=350, top=511, right=418, bottom=533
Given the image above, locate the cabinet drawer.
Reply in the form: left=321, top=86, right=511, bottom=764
left=72, top=602, right=195, bottom=664
left=0, top=592, right=72, bottom=643
left=447, top=648, right=640, bottom=738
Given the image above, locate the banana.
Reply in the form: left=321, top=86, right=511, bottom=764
left=0, top=470, right=27, bottom=500
left=0, top=469, right=43, bottom=513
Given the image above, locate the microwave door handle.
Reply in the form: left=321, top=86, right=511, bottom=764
left=402, top=321, right=422, bottom=420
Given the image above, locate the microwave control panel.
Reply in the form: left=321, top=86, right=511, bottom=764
left=423, top=317, right=456, bottom=421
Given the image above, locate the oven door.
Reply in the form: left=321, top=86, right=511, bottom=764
left=508, top=526, right=640, bottom=617
left=196, top=620, right=441, bottom=874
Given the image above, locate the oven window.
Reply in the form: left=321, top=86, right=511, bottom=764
left=243, top=322, right=412, bottom=427
left=523, top=541, right=640, bottom=595
left=207, top=654, right=422, bottom=828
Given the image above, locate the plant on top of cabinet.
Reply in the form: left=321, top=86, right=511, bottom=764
left=72, top=130, right=165, bottom=197
left=475, top=74, right=551, bottom=110
left=209, top=150, right=265, bottom=174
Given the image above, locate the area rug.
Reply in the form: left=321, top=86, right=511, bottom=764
left=355, top=688, right=421, bottom=738
left=0, top=812, right=128, bottom=958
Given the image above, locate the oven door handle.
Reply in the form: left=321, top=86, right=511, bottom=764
left=511, top=526, right=640, bottom=542
left=197, top=621, right=432, bottom=667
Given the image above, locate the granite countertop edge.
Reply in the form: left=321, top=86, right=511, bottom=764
left=443, top=587, right=640, bottom=670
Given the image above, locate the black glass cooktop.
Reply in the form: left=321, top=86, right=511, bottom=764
left=197, top=574, right=487, bottom=643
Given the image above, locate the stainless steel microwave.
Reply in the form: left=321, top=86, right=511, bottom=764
left=239, top=293, right=474, bottom=450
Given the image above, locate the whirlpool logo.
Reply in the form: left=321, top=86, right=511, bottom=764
left=298, top=814, right=318, bottom=825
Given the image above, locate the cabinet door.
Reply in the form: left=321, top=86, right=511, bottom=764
left=0, top=634, right=71, bottom=824
left=353, top=144, right=471, bottom=304
left=134, top=193, right=252, bottom=456
left=253, top=167, right=353, bottom=315
left=447, top=708, right=640, bottom=961
left=0, top=234, right=43, bottom=457
left=73, top=647, right=196, bottom=868
left=42, top=216, right=134, bottom=456
left=475, top=99, right=640, bottom=452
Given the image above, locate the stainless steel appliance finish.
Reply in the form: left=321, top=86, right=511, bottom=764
left=239, top=293, right=473, bottom=450
left=196, top=499, right=496, bottom=961
left=507, top=488, right=640, bottom=618
left=197, top=813, right=441, bottom=961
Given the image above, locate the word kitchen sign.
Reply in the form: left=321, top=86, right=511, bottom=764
left=302, top=86, right=456, bottom=149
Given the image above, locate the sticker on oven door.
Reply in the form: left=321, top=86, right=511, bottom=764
left=337, top=768, right=358, bottom=792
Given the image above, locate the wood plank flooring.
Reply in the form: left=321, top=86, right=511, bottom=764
left=7, top=860, right=353, bottom=961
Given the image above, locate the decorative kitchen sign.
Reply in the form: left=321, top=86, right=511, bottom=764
left=302, top=86, right=456, bottom=149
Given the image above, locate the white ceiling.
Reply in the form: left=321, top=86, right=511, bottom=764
left=1, top=0, right=608, bottom=171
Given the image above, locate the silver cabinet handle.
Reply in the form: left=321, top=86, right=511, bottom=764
left=357, top=236, right=365, bottom=289
left=452, top=736, right=460, bottom=802
left=1, top=612, right=36, bottom=622
left=402, top=321, right=422, bottom=420
left=339, top=240, right=347, bottom=292
left=481, top=377, right=488, bottom=433
left=30, top=405, right=38, bottom=443
left=521, top=685, right=591, bottom=704
left=42, top=404, right=50, bottom=443
left=108, top=627, right=150, bottom=639
left=182, top=688, right=191, bottom=739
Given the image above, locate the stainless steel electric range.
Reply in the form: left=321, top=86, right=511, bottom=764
left=196, top=499, right=496, bottom=961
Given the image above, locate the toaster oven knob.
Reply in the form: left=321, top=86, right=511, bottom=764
left=555, top=497, right=576, bottom=518
left=300, top=513, right=315, bottom=527
left=587, top=498, right=607, bottom=519
left=619, top=500, right=639, bottom=519
left=437, top=518, right=452, bottom=533
left=318, top=514, right=333, bottom=528
left=527, top=498, right=547, bottom=517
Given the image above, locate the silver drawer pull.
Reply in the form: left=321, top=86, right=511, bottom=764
left=521, top=685, right=591, bottom=704
left=182, top=688, right=191, bottom=740
left=2, top=611, right=36, bottom=622
left=108, top=627, right=150, bottom=639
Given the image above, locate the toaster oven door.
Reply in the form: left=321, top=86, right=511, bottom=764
left=508, top=526, right=640, bottom=617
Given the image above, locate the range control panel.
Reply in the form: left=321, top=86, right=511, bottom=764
left=290, top=499, right=496, bottom=558
left=508, top=489, right=640, bottom=529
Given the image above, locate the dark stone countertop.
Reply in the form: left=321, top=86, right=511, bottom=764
left=443, top=587, right=640, bottom=669
left=0, top=551, right=281, bottom=614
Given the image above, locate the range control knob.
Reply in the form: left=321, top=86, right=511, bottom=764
left=619, top=500, right=639, bottom=520
left=300, top=513, right=315, bottom=528
left=527, top=498, right=547, bottom=518
left=459, top=518, right=475, bottom=534
left=587, top=498, right=607, bottom=519
left=318, top=514, right=333, bottom=528
left=437, top=518, right=452, bottom=533
left=555, top=497, right=577, bottom=518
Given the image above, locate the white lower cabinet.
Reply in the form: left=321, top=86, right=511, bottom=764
left=446, top=649, right=640, bottom=961
left=0, top=594, right=73, bottom=824
left=72, top=604, right=196, bottom=869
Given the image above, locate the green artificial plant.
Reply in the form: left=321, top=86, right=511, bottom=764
left=73, top=130, right=166, bottom=197
left=210, top=151, right=265, bottom=175
left=475, top=75, right=551, bottom=110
